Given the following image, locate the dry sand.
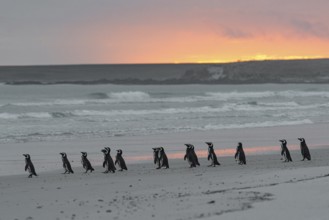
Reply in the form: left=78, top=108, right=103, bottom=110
left=1, top=123, right=329, bottom=220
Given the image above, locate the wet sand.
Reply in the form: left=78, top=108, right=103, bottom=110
left=1, top=123, right=329, bottom=219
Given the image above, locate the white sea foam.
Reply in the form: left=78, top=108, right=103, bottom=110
left=4, top=90, right=329, bottom=107
left=205, top=91, right=276, bottom=100
left=0, top=113, right=19, bottom=120
left=0, top=101, right=328, bottom=121
left=203, top=119, right=313, bottom=130
left=108, top=91, right=151, bottom=102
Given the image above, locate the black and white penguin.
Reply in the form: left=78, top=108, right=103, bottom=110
left=279, top=139, right=293, bottom=162
left=101, top=147, right=116, bottom=173
left=234, top=142, right=246, bottom=165
left=189, top=144, right=200, bottom=166
left=152, top=148, right=161, bottom=169
left=59, top=152, right=74, bottom=174
left=298, top=138, right=311, bottom=161
left=184, top=144, right=197, bottom=168
left=115, top=149, right=128, bottom=171
left=158, top=147, right=169, bottom=169
left=81, top=152, right=94, bottom=173
left=206, top=142, right=221, bottom=167
left=23, top=154, right=38, bottom=178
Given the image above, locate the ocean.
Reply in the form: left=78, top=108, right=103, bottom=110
left=0, top=83, right=328, bottom=145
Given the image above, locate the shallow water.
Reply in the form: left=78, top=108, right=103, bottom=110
left=0, top=83, right=329, bottom=144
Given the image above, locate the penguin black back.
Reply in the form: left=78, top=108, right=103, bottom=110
left=115, top=149, right=128, bottom=171
left=234, top=142, right=246, bottom=165
left=153, top=148, right=161, bottom=169
left=279, top=140, right=293, bottom=162
left=60, top=152, right=74, bottom=174
left=190, top=144, right=200, bottom=166
left=23, top=154, right=37, bottom=178
left=298, top=138, right=311, bottom=161
left=206, top=142, right=220, bottom=167
left=184, top=144, right=197, bottom=168
left=102, top=147, right=116, bottom=173
left=81, top=152, right=94, bottom=173
left=159, top=147, right=169, bottom=169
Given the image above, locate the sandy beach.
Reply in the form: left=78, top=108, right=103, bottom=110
left=1, top=123, right=329, bottom=220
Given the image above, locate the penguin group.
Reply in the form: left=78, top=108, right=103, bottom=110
left=23, top=138, right=312, bottom=178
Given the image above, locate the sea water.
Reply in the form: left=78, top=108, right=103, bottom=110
left=0, top=83, right=328, bottom=144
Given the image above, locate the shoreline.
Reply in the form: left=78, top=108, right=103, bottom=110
left=1, top=123, right=329, bottom=177
left=1, top=148, right=329, bottom=220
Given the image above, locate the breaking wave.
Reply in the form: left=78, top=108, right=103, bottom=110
left=203, top=119, right=313, bottom=130
left=1, top=101, right=326, bottom=121
left=3, top=90, right=329, bottom=108
left=108, top=91, right=151, bottom=101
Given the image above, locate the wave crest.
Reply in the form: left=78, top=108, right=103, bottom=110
left=108, top=91, right=151, bottom=101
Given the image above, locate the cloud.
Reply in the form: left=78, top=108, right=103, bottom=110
left=290, top=19, right=329, bottom=39
left=221, top=27, right=253, bottom=39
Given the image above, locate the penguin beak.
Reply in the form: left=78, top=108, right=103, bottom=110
left=298, top=138, right=302, bottom=141
left=23, top=154, right=26, bottom=157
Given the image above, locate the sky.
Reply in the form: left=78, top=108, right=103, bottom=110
left=1, top=0, right=329, bottom=65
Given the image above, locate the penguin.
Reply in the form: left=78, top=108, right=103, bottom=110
left=234, top=142, right=246, bottom=165
left=59, top=152, right=74, bottom=174
left=298, top=138, right=311, bottom=161
left=81, top=152, right=94, bottom=173
left=184, top=144, right=197, bottom=168
left=189, top=144, right=200, bottom=166
left=153, top=147, right=161, bottom=169
left=101, top=147, right=116, bottom=173
left=115, top=149, right=128, bottom=171
left=23, top=154, right=38, bottom=178
left=158, top=147, right=169, bottom=169
left=206, top=142, right=221, bottom=167
left=279, top=139, right=293, bottom=162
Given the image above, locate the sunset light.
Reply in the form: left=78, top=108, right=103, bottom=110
left=1, top=0, right=329, bottom=65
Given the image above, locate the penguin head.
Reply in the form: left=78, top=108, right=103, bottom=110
left=279, top=139, right=287, bottom=144
left=23, top=154, right=30, bottom=159
left=101, top=149, right=107, bottom=154
left=159, top=147, right=164, bottom=152
left=206, top=142, right=213, bottom=148
left=238, top=142, right=242, bottom=147
left=60, top=152, right=67, bottom=158
left=298, top=138, right=305, bottom=143
left=105, top=147, right=111, bottom=152
left=152, top=148, right=158, bottom=152
left=117, top=149, right=122, bottom=155
left=81, top=152, right=87, bottom=157
left=190, top=145, right=195, bottom=150
left=184, top=144, right=191, bottom=149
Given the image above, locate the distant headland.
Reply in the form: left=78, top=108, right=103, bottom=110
left=1, top=59, right=329, bottom=85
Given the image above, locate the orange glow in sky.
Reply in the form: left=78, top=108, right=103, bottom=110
left=1, top=0, right=329, bottom=65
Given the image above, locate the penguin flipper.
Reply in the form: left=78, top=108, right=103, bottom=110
left=25, top=164, right=28, bottom=171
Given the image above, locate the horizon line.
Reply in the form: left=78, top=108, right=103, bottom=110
left=1, top=57, right=329, bottom=68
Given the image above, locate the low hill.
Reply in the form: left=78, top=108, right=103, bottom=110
left=1, top=59, right=329, bottom=84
